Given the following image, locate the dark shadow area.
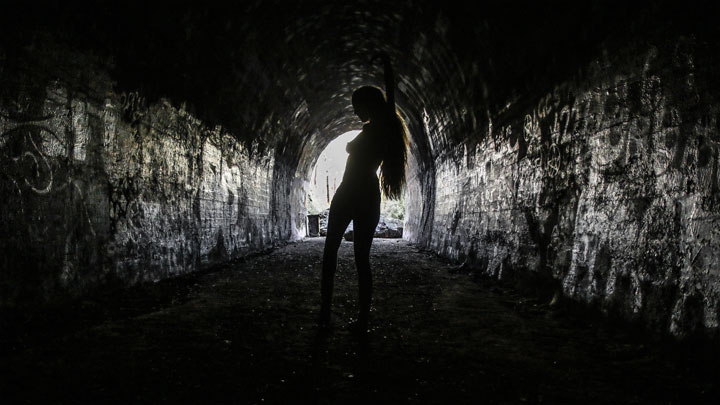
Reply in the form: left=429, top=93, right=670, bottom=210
left=0, top=247, right=278, bottom=358
left=2, top=1, right=717, bottom=147
left=1, top=239, right=717, bottom=403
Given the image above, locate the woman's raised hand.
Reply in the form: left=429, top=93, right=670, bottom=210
left=370, top=52, right=395, bottom=110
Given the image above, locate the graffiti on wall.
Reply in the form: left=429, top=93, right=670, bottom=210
left=519, top=83, right=581, bottom=182
left=1, top=102, right=101, bottom=292
left=119, top=91, right=147, bottom=125
left=108, top=172, right=140, bottom=234
left=0, top=113, right=58, bottom=196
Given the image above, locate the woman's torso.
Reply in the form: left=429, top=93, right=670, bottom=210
left=341, top=122, right=386, bottom=188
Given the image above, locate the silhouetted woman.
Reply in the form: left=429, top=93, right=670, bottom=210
left=319, top=54, right=408, bottom=332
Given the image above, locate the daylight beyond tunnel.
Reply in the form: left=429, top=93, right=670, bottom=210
left=1, top=1, right=720, bottom=341
left=307, top=131, right=405, bottom=238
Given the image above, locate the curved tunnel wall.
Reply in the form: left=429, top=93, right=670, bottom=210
left=1, top=1, right=719, bottom=339
left=423, top=40, right=720, bottom=338
left=0, top=73, right=285, bottom=306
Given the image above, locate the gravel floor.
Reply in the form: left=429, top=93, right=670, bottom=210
left=1, top=238, right=718, bottom=404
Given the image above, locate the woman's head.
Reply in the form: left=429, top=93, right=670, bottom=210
left=352, top=86, right=387, bottom=122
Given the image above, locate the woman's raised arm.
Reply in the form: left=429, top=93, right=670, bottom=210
left=373, top=52, right=395, bottom=114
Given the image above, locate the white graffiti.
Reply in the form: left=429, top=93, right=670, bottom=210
left=2, top=121, right=58, bottom=194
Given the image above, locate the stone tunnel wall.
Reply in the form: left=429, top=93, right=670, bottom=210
left=0, top=73, right=288, bottom=308
left=421, top=39, right=720, bottom=338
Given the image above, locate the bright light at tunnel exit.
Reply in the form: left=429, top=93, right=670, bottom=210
left=308, top=130, right=405, bottom=222
left=308, top=131, right=359, bottom=213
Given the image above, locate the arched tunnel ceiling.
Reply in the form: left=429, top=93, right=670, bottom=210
left=3, top=0, right=720, bottom=337
left=0, top=0, right=716, bottom=163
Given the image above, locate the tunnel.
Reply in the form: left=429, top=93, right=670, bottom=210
left=1, top=1, right=719, bottom=403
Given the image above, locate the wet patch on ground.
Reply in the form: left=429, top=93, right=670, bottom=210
left=1, top=238, right=718, bottom=404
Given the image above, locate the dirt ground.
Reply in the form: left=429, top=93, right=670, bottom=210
left=1, top=238, right=718, bottom=404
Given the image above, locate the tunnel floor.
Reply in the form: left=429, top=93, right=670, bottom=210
left=1, top=239, right=718, bottom=404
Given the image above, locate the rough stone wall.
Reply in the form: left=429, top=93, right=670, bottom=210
left=425, top=40, right=720, bottom=338
left=0, top=77, right=284, bottom=307
left=403, top=121, right=436, bottom=243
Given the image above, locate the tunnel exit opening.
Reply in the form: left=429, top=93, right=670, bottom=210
left=306, top=130, right=405, bottom=238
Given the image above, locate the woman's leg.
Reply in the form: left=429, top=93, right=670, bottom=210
left=320, top=194, right=352, bottom=325
left=352, top=192, right=381, bottom=329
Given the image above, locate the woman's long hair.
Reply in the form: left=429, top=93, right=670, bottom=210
left=352, top=85, right=408, bottom=199
left=380, top=111, right=408, bottom=199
